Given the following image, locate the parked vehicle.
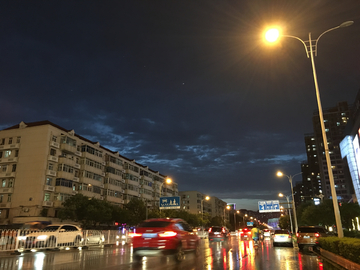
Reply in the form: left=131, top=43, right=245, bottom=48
left=208, top=226, right=230, bottom=242
left=263, top=229, right=272, bottom=238
left=273, top=229, right=293, bottom=247
left=131, top=218, right=199, bottom=262
left=19, top=224, right=83, bottom=249
left=297, top=226, right=328, bottom=250
left=84, top=230, right=105, bottom=245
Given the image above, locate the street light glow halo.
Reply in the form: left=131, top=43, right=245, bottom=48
left=265, top=28, right=280, bottom=43
left=276, top=171, right=283, bottom=177
left=278, top=193, right=284, bottom=197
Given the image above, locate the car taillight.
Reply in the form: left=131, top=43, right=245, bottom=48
left=315, top=233, right=320, bottom=237
left=208, top=228, right=212, bottom=233
left=288, top=235, right=292, bottom=238
left=222, top=228, right=225, bottom=233
left=129, top=232, right=142, bottom=237
left=247, top=232, right=251, bottom=235
left=240, top=231, right=244, bottom=235
left=158, top=231, right=177, bottom=237
left=296, top=233, right=299, bottom=237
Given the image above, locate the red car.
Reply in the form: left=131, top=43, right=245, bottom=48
left=131, top=218, right=200, bottom=262
left=239, top=227, right=252, bottom=240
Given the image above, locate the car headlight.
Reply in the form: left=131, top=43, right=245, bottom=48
left=37, top=235, right=48, bottom=240
left=18, top=236, right=27, bottom=240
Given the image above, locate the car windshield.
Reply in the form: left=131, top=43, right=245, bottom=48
left=138, top=221, right=170, bottom=228
left=298, top=227, right=326, bottom=233
left=43, top=226, right=60, bottom=231
left=211, top=227, right=223, bottom=232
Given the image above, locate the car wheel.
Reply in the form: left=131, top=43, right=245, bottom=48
left=175, top=244, right=185, bottom=262
left=298, top=244, right=303, bottom=250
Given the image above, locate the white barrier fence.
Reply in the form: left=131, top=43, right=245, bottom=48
left=0, top=229, right=129, bottom=253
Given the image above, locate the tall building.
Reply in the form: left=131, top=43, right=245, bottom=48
left=312, top=102, right=353, bottom=202
left=296, top=134, right=322, bottom=205
left=340, top=89, right=360, bottom=205
left=0, top=121, right=178, bottom=224
left=179, top=191, right=228, bottom=219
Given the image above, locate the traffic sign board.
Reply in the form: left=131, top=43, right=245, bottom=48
left=258, top=200, right=280, bottom=213
left=159, top=196, right=180, bottom=209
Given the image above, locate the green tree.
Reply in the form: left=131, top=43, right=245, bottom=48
left=124, top=198, right=146, bottom=225
left=58, top=194, right=112, bottom=228
left=278, top=215, right=291, bottom=230
left=340, top=202, right=360, bottom=229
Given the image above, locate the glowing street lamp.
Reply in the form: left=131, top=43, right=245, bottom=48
left=267, top=21, right=354, bottom=238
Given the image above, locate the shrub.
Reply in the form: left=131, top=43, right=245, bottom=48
left=319, top=237, right=360, bottom=264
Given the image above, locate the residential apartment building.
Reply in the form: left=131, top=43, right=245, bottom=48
left=312, top=102, right=353, bottom=202
left=179, top=191, right=228, bottom=220
left=0, top=121, right=178, bottom=224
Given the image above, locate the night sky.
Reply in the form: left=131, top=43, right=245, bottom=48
left=1, top=1, right=360, bottom=210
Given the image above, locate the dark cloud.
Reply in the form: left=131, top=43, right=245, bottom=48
left=1, top=0, right=359, bottom=210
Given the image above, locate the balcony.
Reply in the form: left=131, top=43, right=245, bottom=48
left=0, top=202, right=11, bottom=208
left=58, top=156, right=77, bottom=167
left=73, top=177, right=80, bottom=182
left=55, top=186, right=73, bottom=194
left=46, top=170, right=57, bottom=177
left=81, top=152, right=104, bottom=163
left=48, top=155, right=59, bottom=162
left=44, top=185, right=55, bottom=192
left=0, top=157, right=18, bottom=163
left=53, top=201, right=63, bottom=208
left=0, top=143, right=20, bottom=150
left=80, top=164, right=103, bottom=175
left=60, top=143, right=77, bottom=154
left=56, top=171, right=74, bottom=180
left=42, top=201, right=54, bottom=207
left=50, top=141, right=60, bottom=148
left=104, top=183, right=123, bottom=191
left=0, top=172, right=16, bottom=178
left=0, top=187, right=13, bottom=194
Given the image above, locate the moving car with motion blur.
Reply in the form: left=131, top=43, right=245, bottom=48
left=297, top=226, right=328, bottom=250
left=238, top=227, right=252, bottom=240
left=262, top=228, right=272, bottom=238
left=131, top=218, right=200, bottom=262
left=272, top=229, right=293, bottom=247
left=208, top=226, right=230, bottom=242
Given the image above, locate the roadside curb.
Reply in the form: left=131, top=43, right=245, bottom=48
left=320, top=248, right=360, bottom=270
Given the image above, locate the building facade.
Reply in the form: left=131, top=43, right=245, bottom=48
left=179, top=191, right=228, bottom=219
left=0, top=121, right=178, bottom=224
left=312, top=102, right=353, bottom=202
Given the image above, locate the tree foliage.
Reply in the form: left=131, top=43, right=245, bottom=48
left=58, top=195, right=226, bottom=229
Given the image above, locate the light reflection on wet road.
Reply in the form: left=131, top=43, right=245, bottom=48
left=0, top=237, right=343, bottom=270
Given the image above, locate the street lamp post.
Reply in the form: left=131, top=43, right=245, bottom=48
left=224, top=205, right=230, bottom=225
left=201, top=195, right=210, bottom=227
left=277, top=171, right=301, bottom=234
left=279, top=193, right=294, bottom=234
left=159, top=177, right=172, bottom=213
left=266, top=21, right=354, bottom=238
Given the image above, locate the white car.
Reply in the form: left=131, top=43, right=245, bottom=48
left=20, top=224, right=83, bottom=249
left=84, top=230, right=105, bottom=245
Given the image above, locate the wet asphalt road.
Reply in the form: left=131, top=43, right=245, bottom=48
left=0, top=237, right=344, bottom=270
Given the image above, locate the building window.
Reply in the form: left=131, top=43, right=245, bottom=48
left=15, top=150, right=19, bottom=157
left=1, top=165, right=7, bottom=173
left=7, top=195, right=11, bottom=202
left=0, top=195, right=3, bottom=203
left=12, top=164, right=17, bottom=172
left=50, top=148, right=56, bottom=156
left=52, top=136, right=57, bottom=142
left=46, top=177, right=52, bottom=186
left=2, top=180, right=6, bottom=187
left=8, top=179, right=13, bottom=188
left=0, top=139, right=4, bottom=145
left=48, top=163, right=54, bottom=171
left=16, top=137, right=21, bottom=143
left=4, top=150, right=11, bottom=158
left=44, top=193, right=51, bottom=201
left=8, top=138, right=13, bottom=144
